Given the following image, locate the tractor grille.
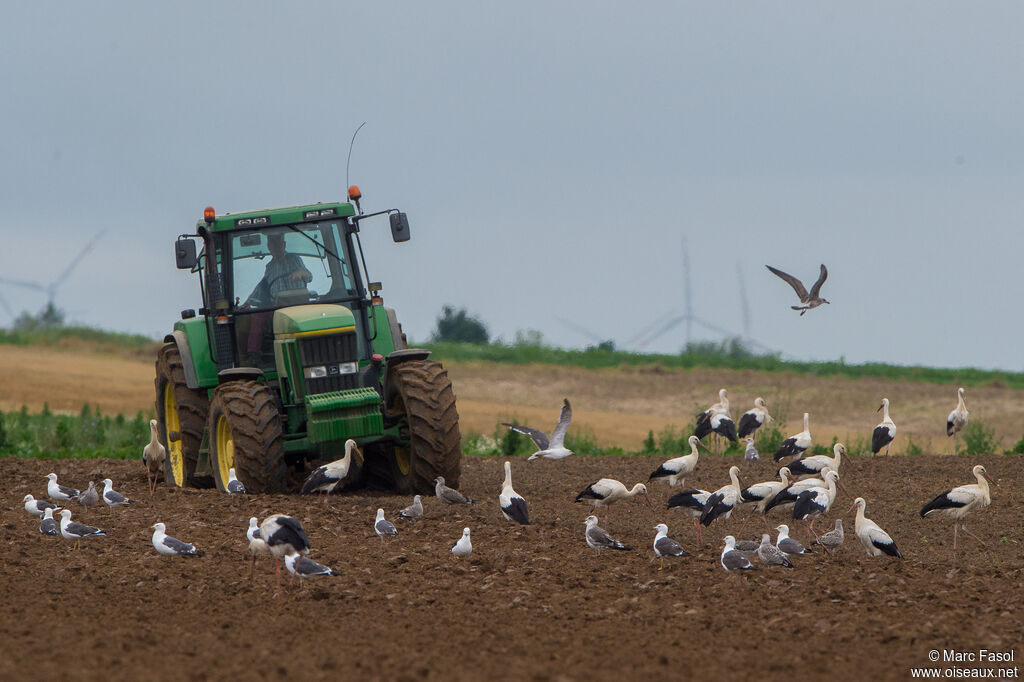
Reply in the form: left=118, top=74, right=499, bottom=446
left=299, top=332, right=359, bottom=395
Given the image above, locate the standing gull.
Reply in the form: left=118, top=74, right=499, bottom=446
left=260, top=514, right=312, bottom=598
left=666, top=488, right=712, bottom=544
left=775, top=524, right=815, bottom=556
left=77, top=482, right=100, bottom=513
left=872, top=398, right=897, bottom=456
left=151, top=522, right=203, bottom=557
left=774, top=413, right=812, bottom=461
left=226, top=468, right=246, bottom=495
left=503, top=398, right=574, bottom=461
left=451, top=528, right=473, bottom=557
left=101, top=479, right=134, bottom=508
left=757, top=533, right=794, bottom=568
left=738, top=397, right=773, bottom=439
left=851, top=497, right=902, bottom=558
left=398, top=495, right=423, bottom=521
left=920, top=464, right=994, bottom=549
left=300, top=438, right=359, bottom=501
left=575, top=479, right=649, bottom=519
left=143, top=418, right=165, bottom=496
left=810, top=519, right=845, bottom=554
left=58, top=509, right=106, bottom=549
left=744, top=438, right=759, bottom=462
left=648, top=435, right=706, bottom=487
left=652, top=523, right=689, bottom=569
left=584, top=515, right=632, bottom=552
left=766, top=263, right=830, bottom=315
left=374, top=508, right=398, bottom=545
left=435, top=476, right=475, bottom=507
left=947, top=387, right=969, bottom=454
left=720, top=536, right=758, bottom=572
left=284, top=552, right=336, bottom=579
left=47, top=473, right=80, bottom=503
left=23, top=494, right=59, bottom=517
left=498, top=461, right=529, bottom=525
left=39, top=507, right=59, bottom=536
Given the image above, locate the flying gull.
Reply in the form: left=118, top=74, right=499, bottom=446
left=47, top=473, right=80, bottom=503
left=498, top=460, right=530, bottom=525
left=584, top=515, right=632, bottom=552
left=23, top=494, right=59, bottom=517
left=151, top=522, right=203, bottom=557
left=503, top=398, right=574, bottom=461
left=766, top=263, right=830, bottom=315
left=58, top=509, right=106, bottom=549
left=300, top=438, right=359, bottom=501
left=101, top=479, right=135, bottom=508
left=374, top=508, right=398, bottom=545
left=652, top=523, right=689, bottom=569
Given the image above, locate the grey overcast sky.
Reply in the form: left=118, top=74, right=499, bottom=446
left=1, top=2, right=1021, bottom=369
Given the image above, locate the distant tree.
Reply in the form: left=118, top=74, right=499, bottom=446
left=587, top=340, right=616, bottom=352
left=513, top=329, right=545, bottom=348
left=13, top=302, right=65, bottom=331
left=432, top=305, right=489, bottom=344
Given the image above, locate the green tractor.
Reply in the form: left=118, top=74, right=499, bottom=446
left=155, top=187, right=461, bottom=494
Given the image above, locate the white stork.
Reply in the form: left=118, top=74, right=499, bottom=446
left=666, top=488, right=712, bottom=544
left=762, top=466, right=834, bottom=515
left=850, top=497, right=902, bottom=558
left=694, top=389, right=738, bottom=449
left=300, top=439, right=359, bottom=501
left=773, top=413, right=811, bottom=461
left=575, top=479, right=649, bottom=518
left=142, top=419, right=165, bottom=496
left=787, top=442, right=844, bottom=477
left=260, top=514, right=312, bottom=597
left=872, top=398, right=897, bottom=456
left=741, top=467, right=793, bottom=525
left=498, top=461, right=529, bottom=525
left=947, top=387, right=969, bottom=454
left=648, top=435, right=706, bottom=487
left=920, top=464, right=993, bottom=549
left=700, top=466, right=745, bottom=528
left=792, top=469, right=843, bottom=536
left=738, top=397, right=772, bottom=439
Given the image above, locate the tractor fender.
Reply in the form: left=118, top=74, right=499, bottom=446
left=164, top=330, right=200, bottom=389
left=385, top=307, right=408, bottom=350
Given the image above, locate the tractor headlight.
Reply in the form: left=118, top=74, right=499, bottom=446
left=304, top=366, right=328, bottom=379
left=337, top=362, right=358, bottom=375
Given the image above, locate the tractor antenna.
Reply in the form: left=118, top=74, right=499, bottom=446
left=346, top=121, right=367, bottom=192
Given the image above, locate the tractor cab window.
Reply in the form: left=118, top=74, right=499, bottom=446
left=230, top=223, right=356, bottom=311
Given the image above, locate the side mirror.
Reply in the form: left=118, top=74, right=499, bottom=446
left=389, top=212, right=411, bottom=243
left=175, top=238, right=198, bottom=270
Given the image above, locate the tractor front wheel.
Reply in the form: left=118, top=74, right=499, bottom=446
left=383, top=359, right=462, bottom=494
left=208, top=380, right=287, bottom=494
left=155, top=344, right=209, bottom=487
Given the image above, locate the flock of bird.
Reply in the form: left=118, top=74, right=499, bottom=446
left=19, top=381, right=995, bottom=595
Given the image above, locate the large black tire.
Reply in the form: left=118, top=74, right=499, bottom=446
left=155, top=344, right=209, bottom=487
left=382, top=359, right=462, bottom=494
left=208, top=380, right=287, bottom=494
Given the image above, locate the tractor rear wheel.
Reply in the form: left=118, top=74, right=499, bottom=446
left=208, top=380, right=287, bottom=494
left=155, top=344, right=209, bottom=487
left=383, top=359, right=462, bottom=494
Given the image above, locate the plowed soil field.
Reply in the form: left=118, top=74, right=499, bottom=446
left=2, top=454, right=1022, bottom=681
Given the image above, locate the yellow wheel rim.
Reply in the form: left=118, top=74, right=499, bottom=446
left=164, top=383, right=184, bottom=486
left=215, top=414, right=235, bottom=489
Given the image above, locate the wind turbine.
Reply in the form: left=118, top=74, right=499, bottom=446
left=0, top=230, right=105, bottom=314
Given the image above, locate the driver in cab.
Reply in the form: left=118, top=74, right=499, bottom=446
left=251, top=233, right=311, bottom=304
